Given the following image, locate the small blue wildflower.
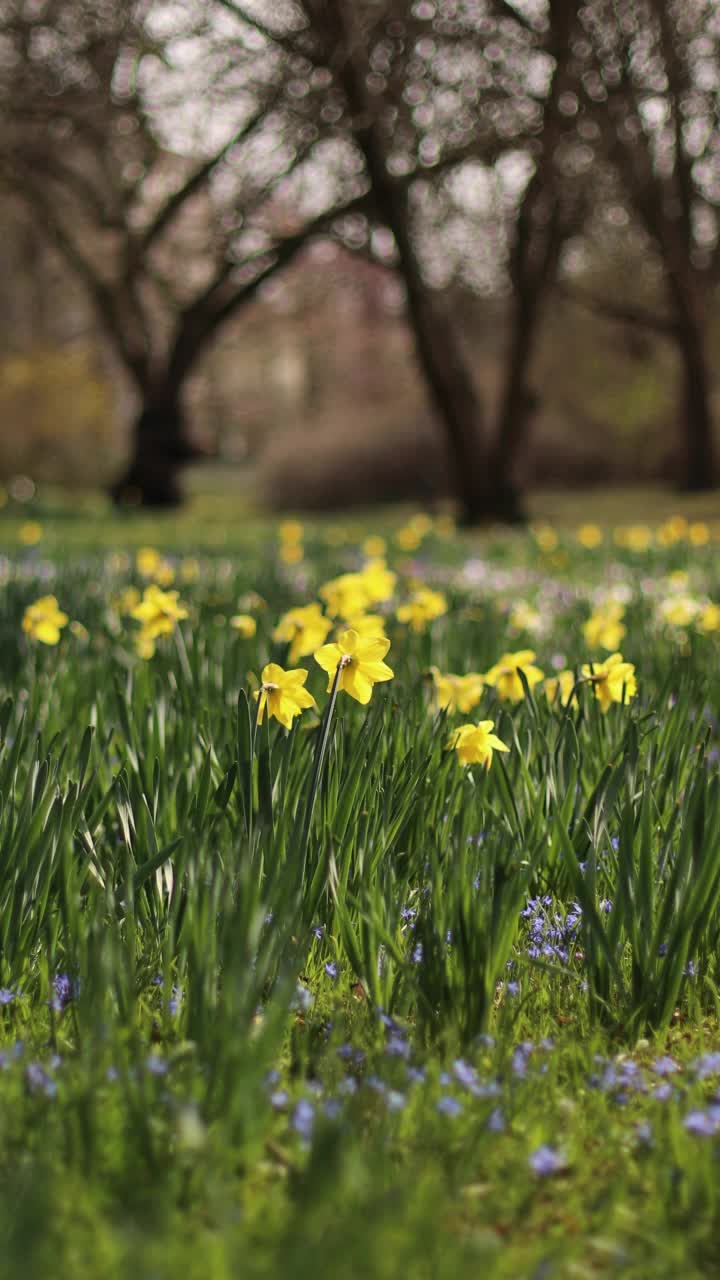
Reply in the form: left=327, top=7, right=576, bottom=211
left=292, top=1099, right=315, bottom=1141
left=651, top=1056, right=680, bottom=1077
left=146, top=1055, right=168, bottom=1076
left=684, top=1108, right=720, bottom=1136
left=324, top=962, right=338, bottom=981
left=386, top=1090, right=407, bottom=1112
left=291, top=984, right=313, bottom=1013
left=529, top=1145, right=565, bottom=1176
left=487, top=1107, right=505, bottom=1133
left=0, top=989, right=16, bottom=1006
left=270, top=1090, right=289, bottom=1110
left=436, top=1096, right=463, bottom=1118
left=25, top=1063, right=56, bottom=1098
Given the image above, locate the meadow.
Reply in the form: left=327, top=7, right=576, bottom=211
left=1, top=491, right=720, bottom=1279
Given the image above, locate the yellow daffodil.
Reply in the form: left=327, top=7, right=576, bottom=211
left=319, top=571, right=369, bottom=620
left=658, top=596, right=700, bottom=628
left=689, top=522, right=710, bottom=547
left=581, top=653, right=637, bottom=713
left=273, top=603, right=332, bottom=663
left=583, top=604, right=626, bottom=651
left=279, top=542, right=303, bottom=565
left=136, top=547, right=161, bottom=578
left=509, top=602, right=542, bottom=633
left=397, top=588, right=447, bottom=633
left=656, top=515, right=688, bottom=547
left=230, top=614, right=257, bottom=638
left=22, top=595, right=69, bottom=645
left=19, top=521, right=43, bottom=546
left=279, top=520, right=304, bottom=544
left=135, top=631, right=156, bottom=660
left=341, top=613, right=388, bottom=640
left=253, top=662, right=316, bottom=729
left=697, top=603, right=720, bottom=633
left=531, top=523, right=558, bottom=552
left=448, top=720, right=510, bottom=769
left=115, top=586, right=141, bottom=615
left=131, top=585, right=188, bottom=640
left=577, top=524, right=603, bottom=549
left=360, top=560, right=396, bottom=605
left=314, top=629, right=393, bottom=704
left=614, top=524, right=652, bottom=552
left=362, top=535, right=386, bottom=558
left=430, top=668, right=484, bottom=715
left=395, top=525, right=422, bottom=551
left=544, top=670, right=577, bottom=709
left=484, top=650, right=544, bottom=702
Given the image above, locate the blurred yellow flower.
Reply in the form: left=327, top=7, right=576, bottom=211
left=341, top=613, right=387, bottom=640
left=314, top=629, right=393, bottom=703
left=448, top=720, right=509, bottom=769
left=253, top=662, right=316, bottom=729
left=658, top=596, right=699, bottom=628
left=397, top=588, right=447, bottom=632
left=577, top=524, right=603, bottom=549
left=19, top=521, right=43, bottom=546
left=22, top=595, right=69, bottom=645
left=583, top=603, right=626, bottom=651
left=697, top=603, right=720, bottom=633
left=657, top=515, right=688, bottom=547
left=136, top=547, right=161, bottom=578
left=279, top=520, right=304, bottom=544
left=279, top=542, right=303, bottom=565
left=689, top=522, right=710, bottom=547
left=131, top=586, right=188, bottom=640
left=509, top=601, right=542, bottom=633
left=115, top=586, right=141, bottom=615
left=581, top=653, right=637, bottom=713
left=273, top=603, right=332, bottom=663
left=484, top=650, right=544, bottom=702
left=362, top=535, right=386, bottom=558
left=319, top=571, right=368, bottom=619
left=360, top=560, right=397, bottom=605
left=230, top=614, right=257, bottom=638
left=395, top=525, right=422, bottom=551
left=614, top=525, right=653, bottom=552
left=544, top=670, right=577, bottom=709
left=135, top=631, right=156, bottom=660
left=531, top=523, right=558, bottom=552
left=430, top=667, right=483, bottom=715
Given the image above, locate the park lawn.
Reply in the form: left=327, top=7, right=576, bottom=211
left=0, top=494, right=719, bottom=1277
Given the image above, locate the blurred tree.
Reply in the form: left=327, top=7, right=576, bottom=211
left=0, top=0, right=367, bottom=504
left=233, top=0, right=589, bottom=522
left=577, top=0, right=719, bottom=490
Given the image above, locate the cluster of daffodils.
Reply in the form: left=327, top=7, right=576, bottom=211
left=254, top=628, right=394, bottom=728
left=130, top=585, right=188, bottom=658
left=22, top=595, right=68, bottom=645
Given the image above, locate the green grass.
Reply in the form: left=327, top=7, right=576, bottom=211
left=0, top=490, right=719, bottom=1277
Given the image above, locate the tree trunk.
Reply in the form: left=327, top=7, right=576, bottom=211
left=110, top=394, right=197, bottom=507
left=673, top=302, right=715, bottom=491
left=328, top=11, right=499, bottom=525
left=482, top=296, right=541, bottom=519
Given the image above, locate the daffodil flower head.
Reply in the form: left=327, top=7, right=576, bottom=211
left=396, top=588, right=447, bottom=633
left=230, top=614, right=257, bottom=638
left=130, top=585, right=188, bottom=640
left=484, top=650, right=544, bottom=702
left=544, top=670, right=577, bottom=710
left=314, top=629, right=393, bottom=704
left=273, top=603, right=332, bottom=663
left=22, top=595, right=69, bottom=645
left=448, top=721, right=510, bottom=769
left=583, top=604, right=626, bottom=651
left=580, top=653, right=637, bottom=713
left=253, top=663, right=316, bottom=729
left=430, top=667, right=484, bottom=715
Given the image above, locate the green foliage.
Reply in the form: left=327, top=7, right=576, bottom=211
left=0, top=501, right=717, bottom=1276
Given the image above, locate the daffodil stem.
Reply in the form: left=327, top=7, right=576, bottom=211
left=174, top=625, right=193, bottom=685
left=299, top=665, right=342, bottom=876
